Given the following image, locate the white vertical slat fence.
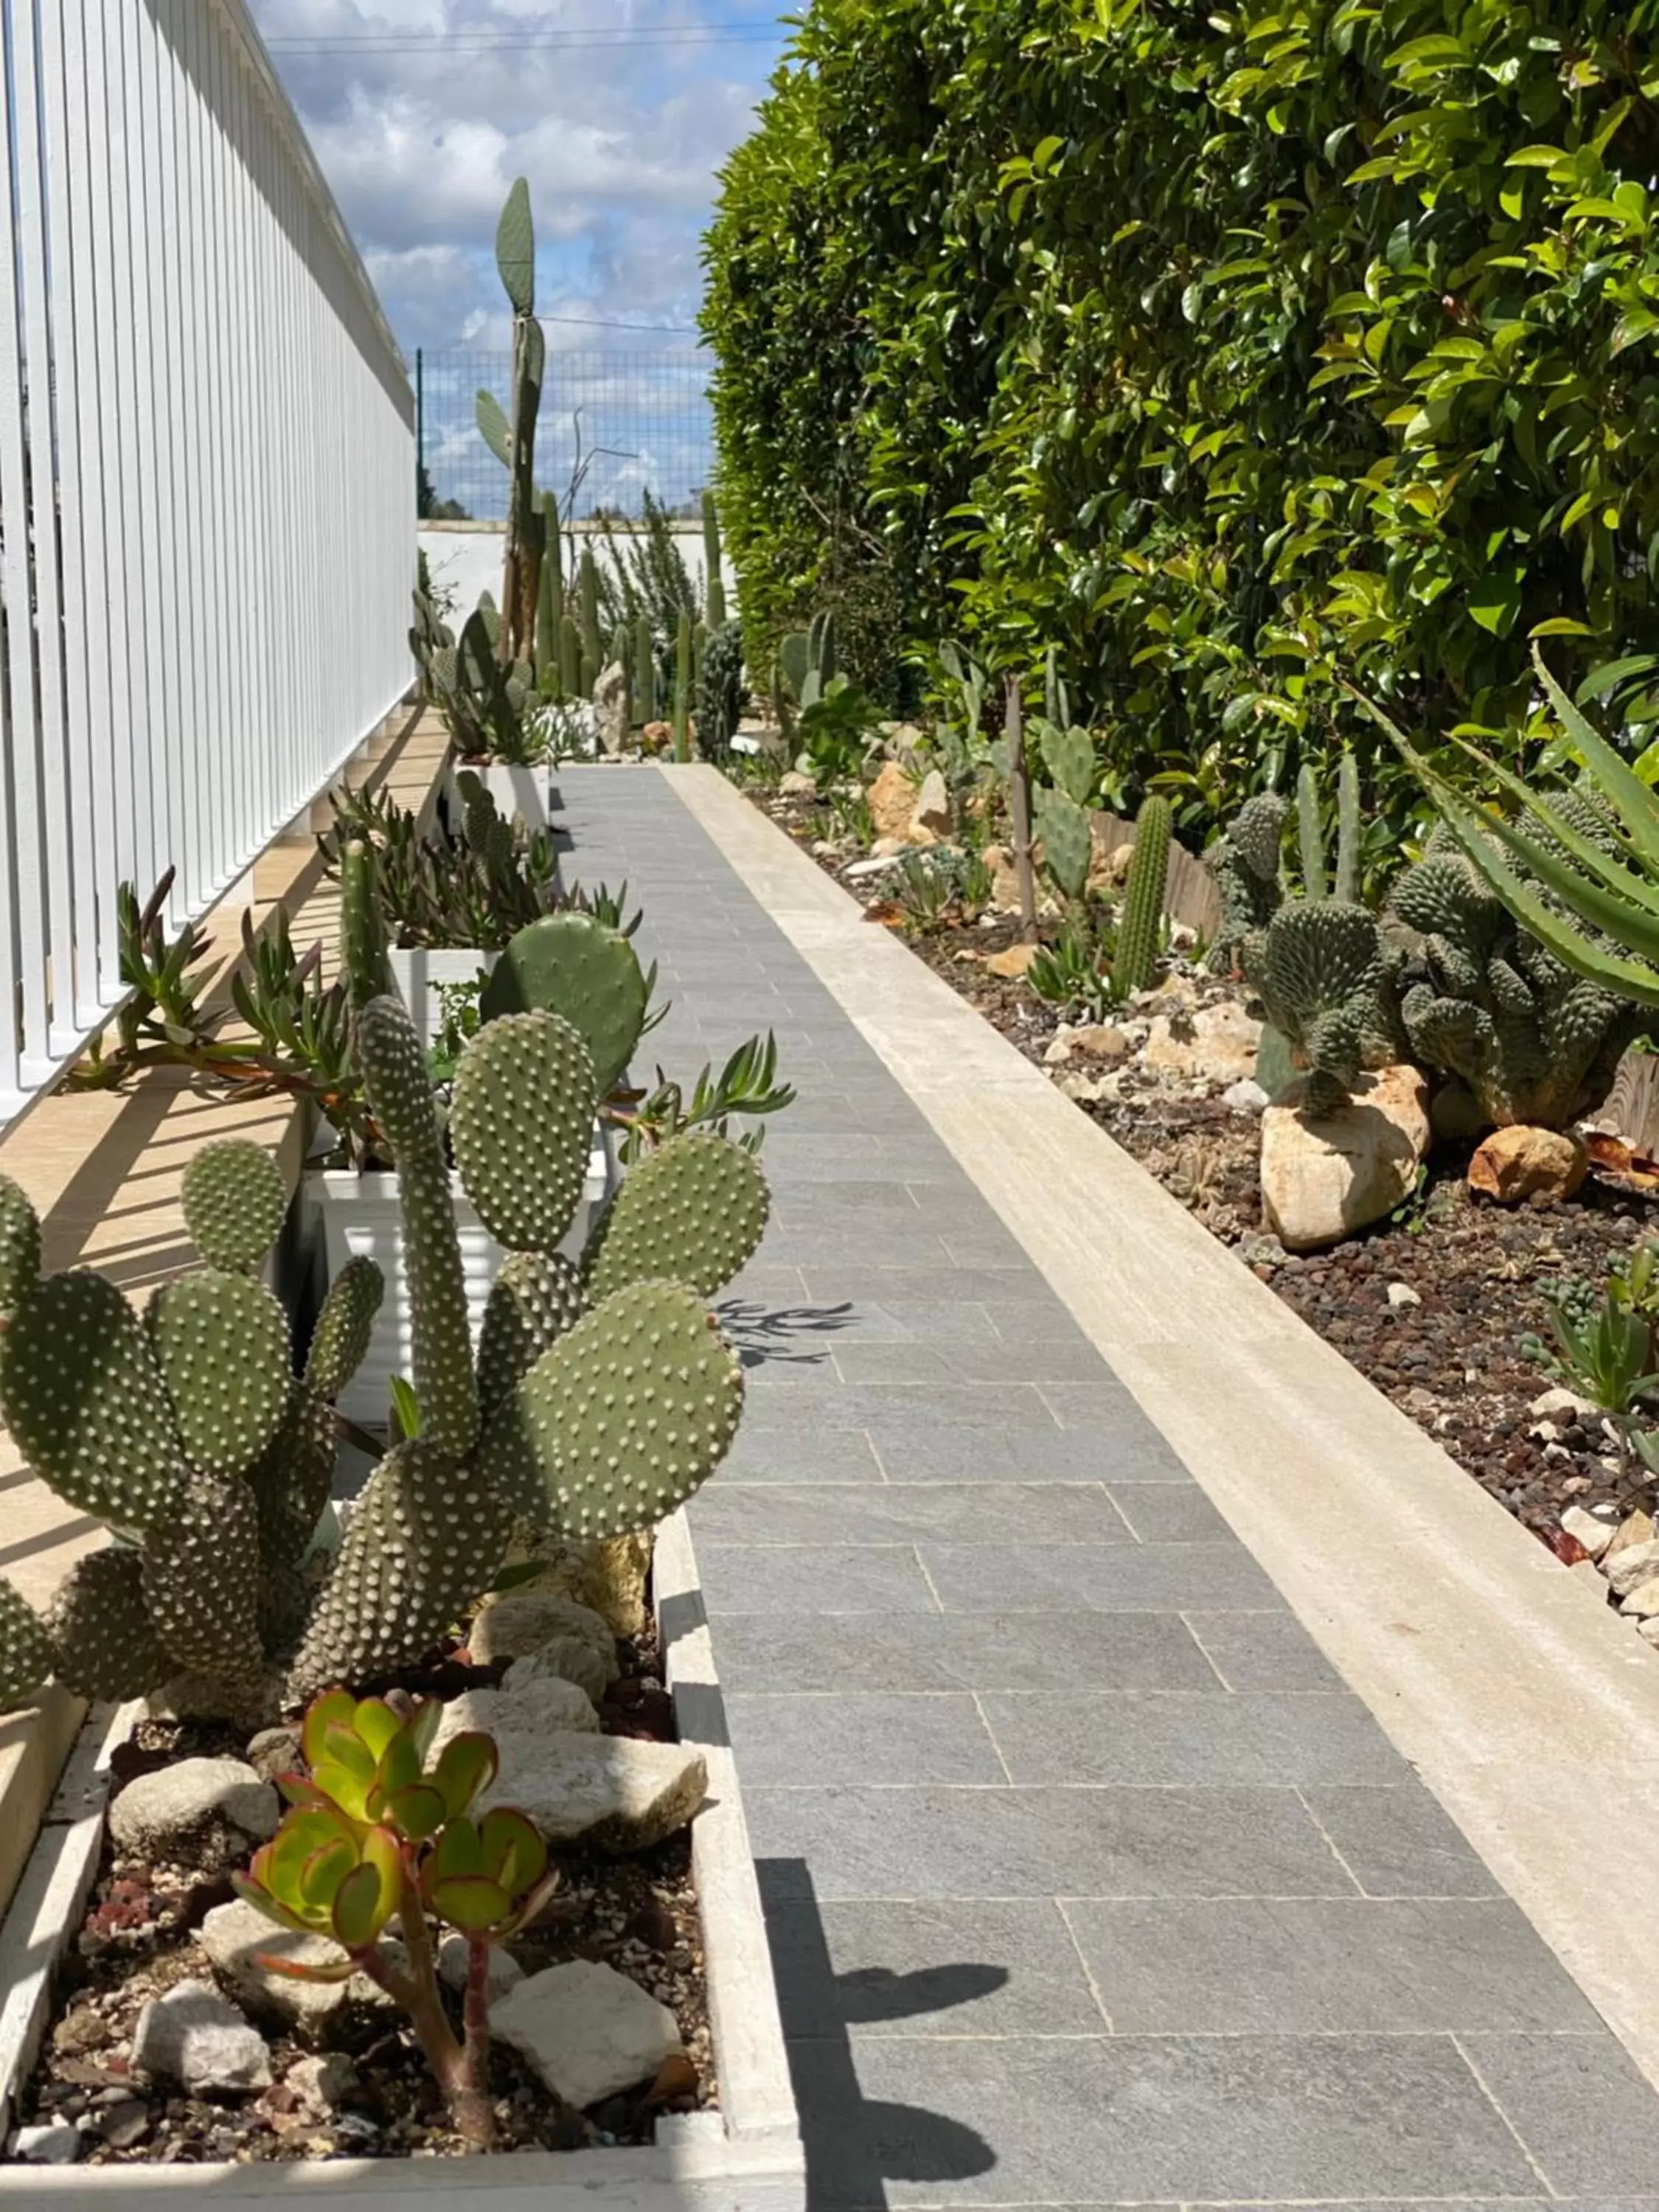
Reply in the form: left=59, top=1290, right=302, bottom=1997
left=0, top=0, right=414, bottom=1120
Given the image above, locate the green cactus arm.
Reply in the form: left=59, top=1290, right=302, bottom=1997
left=477, top=1251, right=588, bottom=1418
left=355, top=995, right=480, bottom=1461
left=44, top=1549, right=173, bottom=1703
left=703, top=491, right=727, bottom=630
left=0, top=1178, right=41, bottom=1315
left=1296, top=763, right=1327, bottom=901
left=1114, top=794, right=1172, bottom=996
left=140, top=1470, right=271, bottom=1714
left=0, top=1576, right=58, bottom=1714
left=495, top=177, right=535, bottom=314
left=287, top=1440, right=518, bottom=1701
left=145, top=1273, right=291, bottom=1481
left=342, top=839, right=396, bottom=1011
left=307, top=1254, right=386, bottom=1399
left=479, top=1281, right=744, bottom=1540
left=0, top=1271, right=184, bottom=1533
left=476, top=389, right=512, bottom=470
left=1335, top=752, right=1362, bottom=905
left=180, top=1141, right=288, bottom=1278
left=451, top=1011, right=597, bottom=1254
left=1034, top=790, right=1091, bottom=903
left=248, top=1381, right=338, bottom=1575
left=1037, top=724, right=1093, bottom=808
left=584, top=1132, right=770, bottom=1303
left=479, top=912, right=648, bottom=1095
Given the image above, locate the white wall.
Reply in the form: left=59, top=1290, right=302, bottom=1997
left=420, top=526, right=737, bottom=630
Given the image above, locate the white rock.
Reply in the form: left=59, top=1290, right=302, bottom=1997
left=843, top=856, right=896, bottom=883
left=779, top=771, right=815, bottom=796
left=1043, top=1029, right=1075, bottom=1067
left=1144, top=1001, right=1262, bottom=1087
left=1560, top=1504, right=1618, bottom=1561
left=1604, top=1539, right=1659, bottom=1598
left=13, top=2122, right=81, bottom=2164
left=109, top=1759, right=279, bottom=1856
left=1259, top=1067, right=1431, bottom=1253
left=438, top=1932, right=524, bottom=2002
left=1639, top=1617, right=1659, bottom=1646
left=492, top=1961, right=681, bottom=2111
left=1072, top=1025, right=1130, bottom=1062
left=432, top=1664, right=602, bottom=1775
left=1222, top=1079, right=1270, bottom=1113
left=472, top=1590, right=616, bottom=1676
left=1529, top=1386, right=1599, bottom=1422
left=1386, top=1282, right=1422, bottom=1310
left=132, top=1979, right=271, bottom=2092
left=433, top=1714, right=704, bottom=1850
left=198, top=1900, right=391, bottom=2027
left=912, top=768, right=952, bottom=841
left=869, top=835, right=908, bottom=860
left=1619, top=1576, right=1659, bottom=1618
left=290, top=2053, right=357, bottom=2112
left=1531, top=1421, right=1562, bottom=1444
left=593, top=663, right=630, bottom=758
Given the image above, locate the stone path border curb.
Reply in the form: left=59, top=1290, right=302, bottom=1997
left=663, top=760, right=1659, bottom=2094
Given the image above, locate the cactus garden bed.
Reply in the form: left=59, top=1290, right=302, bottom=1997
left=745, top=773, right=1659, bottom=1558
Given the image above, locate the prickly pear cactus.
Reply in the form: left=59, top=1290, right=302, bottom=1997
left=480, top=913, right=649, bottom=1093
left=451, top=1012, right=597, bottom=1252
left=181, top=1140, right=288, bottom=1275
left=585, top=1133, right=770, bottom=1302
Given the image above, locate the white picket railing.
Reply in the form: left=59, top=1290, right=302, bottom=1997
left=0, top=0, right=414, bottom=1121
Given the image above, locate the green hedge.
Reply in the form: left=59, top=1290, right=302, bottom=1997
left=703, top=1, right=1659, bottom=827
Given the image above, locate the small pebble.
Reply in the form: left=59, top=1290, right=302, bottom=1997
left=1385, top=1281, right=1421, bottom=1310
left=12, top=2121, right=82, bottom=2164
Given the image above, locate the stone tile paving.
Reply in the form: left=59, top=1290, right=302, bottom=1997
left=557, top=767, right=1659, bottom=2209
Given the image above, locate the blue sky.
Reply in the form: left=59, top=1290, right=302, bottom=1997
left=246, top=2, right=791, bottom=509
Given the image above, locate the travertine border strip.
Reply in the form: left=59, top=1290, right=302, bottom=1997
left=663, top=761, right=1659, bottom=2091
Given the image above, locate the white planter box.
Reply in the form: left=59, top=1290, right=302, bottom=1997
left=0, top=1515, right=804, bottom=2211
left=304, top=1127, right=618, bottom=1430
left=443, top=763, right=562, bottom=836
left=386, top=947, right=497, bottom=1049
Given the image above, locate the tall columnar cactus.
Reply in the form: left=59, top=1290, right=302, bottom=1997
left=341, top=839, right=394, bottom=1012
left=1296, top=765, right=1326, bottom=903
left=672, top=609, right=693, bottom=760
left=535, top=489, right=563, bottom=698
left=1388, top=818, right=1652, bottom=1130
left=1335, top=751, right=1362, bottom=905
left=633, top=613, right=657, bottom=728
left=702, top=492, right=727, bottom=630
left=1241, top=901, right=1405, bottom=1114
left=0, top=1141, right=383, bottom=1722
left=1113, top=795, right=1171, bottom=995
left=476, top=181, right=545, bottom=665
left=559, top=613, right=582, bottom=701
left=580, top=549, right=602, bottom=686
left=1205, top=793, right=1287, bottom=974
left=695, top=620, right=745, bottom=765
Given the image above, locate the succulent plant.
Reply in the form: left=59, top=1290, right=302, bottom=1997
left=1241, top=900, right=1406, bottom=1114
left=476, top=179, right=546, bottom=668
left=236, top=1690, right=556, bottom=2150
left=695, top=619, right=745, bottom=764
left=702, top=491, right=728, bottom=630
left=1113, top=795, right=1171, bottom=995
left=0, top=1141, right=383, bottom=1722
left=1206, top=793, right=1289, bottom=975
left=480, top=911, right=650, bottom=1094
left=1389, top=824, right=1652, bottom=1129
left=633, top=612, right=658, bottom=728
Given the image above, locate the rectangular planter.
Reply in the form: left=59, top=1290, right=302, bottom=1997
left=442, top=763, right=563, bottom=837
left=300, top=1127, right=619, bottom=1430
left=0, top=1513, right=805, bottom=2211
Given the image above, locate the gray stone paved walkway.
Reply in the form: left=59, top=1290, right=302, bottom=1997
left=559, top=765, right=1659, bottom=2210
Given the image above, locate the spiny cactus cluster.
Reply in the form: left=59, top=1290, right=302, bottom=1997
left=696, top=619, right=745, bottom=764
left=1242, top=901, right=1405, bottom=1116
left=1389, top=807, right=1652, bottom=1129
left=1206, top=792, right=1290, bottom=976
left=0, top=1140, right=384, bottom=1723
left=0, top=872, right=771, bottom=1723
left=410, top=588, right=540, bottom=768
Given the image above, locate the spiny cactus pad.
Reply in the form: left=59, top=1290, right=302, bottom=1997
left=305, top=1255, right=386, bottom=1400
left=585, top=1133, right=770, bottom=1302
left=0, top=1577, right=55, bottom=1711
left=484, top=1280, right=744, bottom=1540
left=288, top=1441, right=517, bottom=1697
left=249, top=1385, right=338, bottom=1572
left=480, top=914, right=648, bottom=1094
left=451, top=1012, right=597, bottom=1253
left=181, top=1141, right=288, bottom=1275
left=46, top=1548, right=171, bottom=1702
left=141, top=1471, right=268, bottom=1702
left=478, top=1251, right=588, bottom=1416
left=146, top=1275, right=290, bottom=1479
left=0, top=1177, right=41, bottom=1314
left=0, top=1273, right=183, bottom=1532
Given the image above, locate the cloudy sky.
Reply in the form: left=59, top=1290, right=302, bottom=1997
left=246, top=1, right=791, bottom=510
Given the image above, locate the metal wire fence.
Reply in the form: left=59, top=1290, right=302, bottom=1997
left=416, top=347, right=717, bottom=523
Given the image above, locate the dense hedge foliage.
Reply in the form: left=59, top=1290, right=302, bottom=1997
left=703, top=1, right=1659, bottom=825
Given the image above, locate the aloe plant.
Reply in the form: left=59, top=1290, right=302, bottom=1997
left=237, top=1690, right=554, bottom=2149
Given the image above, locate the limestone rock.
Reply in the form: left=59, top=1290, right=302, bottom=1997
left=1468, top=1126, right=1588, bottom=1204
left=779, top=770, right=816, bottom=796
left=438, top=1932, right=524, bottom=2001
left=492, top=1961, right=682, bottom=2111
left=110, top=1759, right=279, bottom=1857
left=986, top=942, right=1040, bottom=980
left=1560, top=1504, right=1618, bottom=1561
left=470, top=1591, right=618, bottom=1701
left=1222, top=1079, right=1270, bottom=1113
left=869, top=835, right=908, bottom=860
left=1386, top=1281, right=1422, bottom=1310
left=132, top=1980, right=271, bottom=2093
left=437, top=1713, right=706, bottom=1850
left=1260, top=1066, right=1431, bottom=1254
left=641, top=720, right=673, bottom=755
left=433, top=1660, right=602, bottom=1775
left=244, top=1727, right=302, bottom=1783
left=1607, top=1509, right=1658, bottom=1563
left=1620, top=1576, right=1659, bottom=1618
left=290, top=2053, right=357, bottom=2113
left=1530, top=1386, right=1599, bottom=1422
left=912, top=769, right=952, bottom=842
left=869, top=761, right=918, bottom=843
left=1090, top=838, right=1135, bottom=893
left=199, top=1900, right=392, bottom=2027
left=980, top=844, right=1026, bottom=916
left=1144, top=1001, right=1262, bottom=1088
left=594, top=662, right=630, bottom=757
left=1074, top=1025, right=1130, bottom=1062
left=1605, top=1539, right=1659, bottom=1599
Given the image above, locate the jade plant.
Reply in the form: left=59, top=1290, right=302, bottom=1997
left=237, top=1690, right=554, bottom=2149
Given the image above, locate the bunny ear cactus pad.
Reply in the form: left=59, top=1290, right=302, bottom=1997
left=288, top=1441, right=518, bottom=1699
left=0, top=1578, right=56, bottom=1712
left=480, top=914, right=647, bottom=1094
left=141, top=1471, right=270, bottom=1711
left=45, top=1549, right=171, bottom=1702
left=484, top=1281, right=743, bottom=1540
left=451, top=1012, right=597, bottom=1252
left=146, top=1275, right=291, bottom=1479
left=0, top=1272, right=182, bottom=1531
left=0, top=1177, right=41, bottom=1314
left=305, top=1255, right=385, bottom=1400
left=181, top=1141, right=287, bottom=1276
left=585, top=1133, right=769, bottom=1303
left=477, top=1251, right=587, bottom=1416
